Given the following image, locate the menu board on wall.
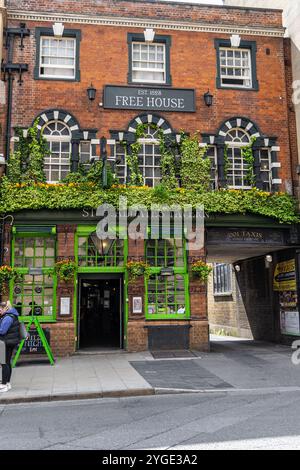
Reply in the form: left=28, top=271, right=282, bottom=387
left=274, top=259, right=300, bottom=336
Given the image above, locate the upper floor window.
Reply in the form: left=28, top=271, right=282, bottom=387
left=43, top=121, right=71, bottom=183
left=114, top=124, right=162, bottom=187
left=40, top=37, right=76, bottom=79
left=128, top=33, right=171, bottom=85
left=225, top=128, right=251, bottom=189
left=35, top=27, right=81, bottom=81
left=215, top=39, right=258, bottom=91
left=219, top=48, right=252, bottom=89
left=132, top=42, right=166, bottom=84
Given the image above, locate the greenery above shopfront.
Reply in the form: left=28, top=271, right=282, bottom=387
left=1, top=122, right=299, bottom=225
left=0, top=180, right=298, bottom=224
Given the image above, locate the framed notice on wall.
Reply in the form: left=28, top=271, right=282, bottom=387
left=60, top=297, right=71, bottom=316
left=133, top=297, right=143, bottom=314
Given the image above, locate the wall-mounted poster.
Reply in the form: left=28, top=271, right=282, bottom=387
left=280, top=310, right=300, bottom=336
left=60, top=297, right=71, bottom=316
left=273, top=259, right=296, bottom=291
left=133, top=297, right=143, bottom=314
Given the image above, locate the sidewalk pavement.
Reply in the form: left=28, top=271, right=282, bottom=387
left=0, top=351, right=155, bottom=404
left=0, top=336, right=298, bottom=404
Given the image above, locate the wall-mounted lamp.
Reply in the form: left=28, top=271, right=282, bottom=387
left=266, top=255, right=273, bottom=263
left=230, top=34, right=241, bottom=48
left=204, top=90, right=213, bottom=107
left=144, top=28, right=155, bottom=43
left=234, top=265, right=241, bottom=273
left=52, top=22, right=64, bottom=38
left=87, top=84, right=97, bottom=101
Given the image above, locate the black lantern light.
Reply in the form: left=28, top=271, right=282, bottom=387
left=204, top=90, right=213, bottom=107
left=87, top=84, right=97, bottom=101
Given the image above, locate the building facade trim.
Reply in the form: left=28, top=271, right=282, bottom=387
left=8, top=10, right=285, bottom=37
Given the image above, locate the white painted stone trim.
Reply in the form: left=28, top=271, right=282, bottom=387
left=8, top=10, right=285, bottom=38
left=272, top=179, right=282, bottom=184
left=271, top=162, right=281, bottom=169
left=271, top=146, right=281, bottom=152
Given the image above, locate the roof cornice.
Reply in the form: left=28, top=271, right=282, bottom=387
left=8, top=9, right=285, bottom=38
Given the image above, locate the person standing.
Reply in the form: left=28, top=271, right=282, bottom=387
left=0, top=301, right=20, bottom=392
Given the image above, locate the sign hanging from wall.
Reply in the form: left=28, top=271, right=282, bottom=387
left=104, top=85, right=196, bottom=112
left=273, top=259, right=297, bottom=292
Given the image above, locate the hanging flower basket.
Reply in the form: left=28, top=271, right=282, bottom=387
left=126, top=261, right=151, bottom=283
left=54, top=259, right=77, bottom=282
left=0, top=266, right=18, bottom=294
left=191, top=261, right=212, bottom=283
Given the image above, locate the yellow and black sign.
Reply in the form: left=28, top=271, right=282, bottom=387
left=273, top=259, right=297, bottom=292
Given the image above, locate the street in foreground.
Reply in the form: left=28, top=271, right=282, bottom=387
left=1, top=390, right=300, bottom=450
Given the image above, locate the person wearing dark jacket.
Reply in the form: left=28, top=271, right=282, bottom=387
left=0, top=301, right=20, bottom=392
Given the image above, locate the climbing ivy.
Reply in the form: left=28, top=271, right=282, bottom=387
left=242, top=137, right=257, bottom=187
left=7, top=120, right=48, bottom=184
left=179, top=133, right=211, bottom=191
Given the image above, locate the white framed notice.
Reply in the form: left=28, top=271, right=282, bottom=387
left=133, top=297, right=143, bottom=314
left=60, top=297, right=71, bottom=316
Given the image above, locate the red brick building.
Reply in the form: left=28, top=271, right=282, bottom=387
left=0, top=0, right=299, bottom=356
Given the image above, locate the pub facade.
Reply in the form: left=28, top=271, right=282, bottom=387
left=0, top=0, right=299, bottom=356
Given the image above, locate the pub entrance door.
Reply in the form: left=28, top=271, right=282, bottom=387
left=78, top=275, right=123, bottom=349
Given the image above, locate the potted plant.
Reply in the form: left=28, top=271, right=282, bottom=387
left=126, top=260, right=151, bottom=283
left=0, top=266, right=18, bottom=294
left=54, top=259, right=77, bottom=283
left=191, top=260, right=212, bottom=283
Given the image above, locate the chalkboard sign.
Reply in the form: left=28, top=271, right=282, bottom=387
left=22, top=328, right=50, bottom=354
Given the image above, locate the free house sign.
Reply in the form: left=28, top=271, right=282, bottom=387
left=104, top=85, right=196, bottom=113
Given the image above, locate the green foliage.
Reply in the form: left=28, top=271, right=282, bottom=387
left=7, top=121, right=48, bottom=184
left=126, top=260, right=151, bottom=283
left=191, top=260, right=212, bottom=282
left=152, top=183, right=171, bottom=202
left=242, top=137, right=256, bottom=187
left=158, top=129, right=178, bottom=190
left=54, top=259, right=77, bottom=282
left=180, top=134, right=211, bottom=191
left=0, top=182, right=298, bottom=225
left=223, top=144, right=230, bottom=183
left=0, top=265, right=18, bottom=294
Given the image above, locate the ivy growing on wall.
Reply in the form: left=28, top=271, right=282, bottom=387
left=7, top=120, right=48, bottom=184
left=242, top=137, right=257, bottom=187
left=180, top=133, right=211, bottom=191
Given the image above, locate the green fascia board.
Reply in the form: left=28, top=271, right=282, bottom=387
left=205, top=214, right=293, bottom=229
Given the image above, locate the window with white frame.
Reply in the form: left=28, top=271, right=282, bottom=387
left=80, top=141, right=92, bottom=171
left=213, top=263, right=232, bottom=296
left=225, top=128, right=251, bottom=189
left=132, top=42, right=166, bottom=84
left=114, top=125, right=162, bottom=187
left=207, top=146, right=218, bottom=189
left=219, top=47, right=252, bottom=89
left=39, top=37, right=76, bottom=79
left=42, top=121, right=71, bottom=182
left=259, top=148, right=272, bottom=192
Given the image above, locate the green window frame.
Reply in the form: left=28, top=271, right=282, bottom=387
left=10, top=227, right=57, bottom=322
left=145, top=238, right=185, bottom=267
left=76, top=226, right=128, bottom=272
left=145, top=238, right=190, bottom=320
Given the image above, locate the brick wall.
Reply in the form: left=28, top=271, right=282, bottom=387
left=7, top=1, right=283, bottom=28
left=1, top=1, right=295, bottom=190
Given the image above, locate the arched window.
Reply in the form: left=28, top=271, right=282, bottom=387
left=115, top=124, right=162, bottom=187
left=225, top=128, right=251, bottom=189
left=42, top=121, right=71, bottom=182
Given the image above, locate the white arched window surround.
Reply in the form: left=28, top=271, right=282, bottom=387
left=225, top=127, right=252, bottom=189
left=42, top=120, right=72, bottom=183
